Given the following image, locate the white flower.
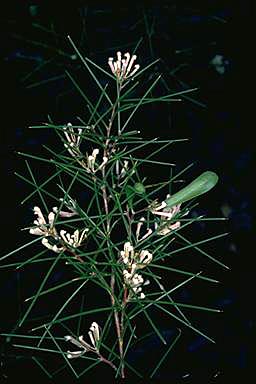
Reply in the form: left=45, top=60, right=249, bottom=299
left=41, top=238, right=64, bottom=253
left=29, top=206, right=57, bottom=238
left=150, top=199, right=182, bottom=236
left=120, top=160, right=129, bottom=178
left=53, top=195, right=78, bottom=218
left=87, top=148, right=108, bottom=173
left=52, top=206, right=77, bottom=218
left=137, top=249, right=153, bottom=267
left=66, top=350, right=84, bottom=359
left=123, top=270, right=148, bottom=299
left=63, top=123, right=83, bottom=157
left=88, top=322, right=100, bottom=348
left=60, top=228, right=89, bottom=248
left=108, top=51, right=140, bottom=81
left=120, top=241, right=134, bottom=265
left=120, top=241, right=153, bottom=270
left=136, top=217, right=153, bottom=242
left=65, top=322, right=100, bottom=359
left=29, top=206, right=88, bottom=253
left=120, top=242, right=152, bottom=299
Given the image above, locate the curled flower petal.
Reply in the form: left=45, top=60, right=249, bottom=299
left=138, top=250, right=153, bottom=266
left=41, top=238, right=64, bottom=253
left=67, top=350, right=85, bottom=359
left=29, top=227, right=45, bottom=236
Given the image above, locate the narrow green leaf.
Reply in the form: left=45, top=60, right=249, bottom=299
left=129, top=273, right=199, bottom=320
left=32, top=357, right=53, bottom=378
left=18, top=251, right=63, bottom=327
left=88, top=84, right=109, bottom=125
left=146, top=300, right=221, bottom=313
left=76, top=295, right=86, bottom=335
left=25, top=160, right=48, bottom=212
left=168, top=232, right=230, bottom=269
left=78, top=360, right=101, bottom=378
left=175, top=231, right=229, bottom=270
left=44, top=327, right=79, bottom=378
left=154, top=303, right=215, bottom=344
left=24, top=277, right=84, bottom=302
left=13, top=343, right=66, bottom=355
left=31, top=307, right=113, bottom=331
left=121, top=75, right=161, bottom=132
left=153, top=277, right=191, bottom=325
left=37, top=279, right=88, bottom=346
left=67, top=35, right=112, bottom=105
left=150, top=329, right=181, bottom=378
left=0, top=236, right=44, bottom=262
left=131, top=58, right=160, bottom=81
left=150, top=264, right=219, bottom=284
left=65, top=70, right=108, bottom=129
left=17, top=248, right=48, bottom=270
left=26, top=74, right=66, bottom=89
left=15, top=172, right=60, bottom=204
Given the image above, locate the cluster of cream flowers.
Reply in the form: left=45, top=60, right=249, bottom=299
left=63, top=123, right=108, bottom=173
left=108, top=51, right=140, bottom=81
left=150, top=195, right=183, bottom=236
left=65, top=321, right=100, bottom=359
left=121, top=241, right=152, bottom=300
left=29, top=206, right=88, bottom=253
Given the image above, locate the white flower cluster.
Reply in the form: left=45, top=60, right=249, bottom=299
left=121, top=241, right=152, bottom=300
left=29, top=206, right=57, bottom=237
left=121, top=241, right=152, bottom=270
left=123, top=270, right=149, bottom=300
left=150, top=198, right=182, bottom=236
left=60, top=228, right=89, bottom=248
left=87, top=148, right=108, bottom=173
left=108, top=52, right=140, bottom=81
left=65, top=321, right=100, bottom=359
left=52, top=196, right=78, bottom=218
left=29, top=206, right=88, bottom=253
left=63, top=123, right=83, bottom=157
left=63, top=123, right=108, bottom=173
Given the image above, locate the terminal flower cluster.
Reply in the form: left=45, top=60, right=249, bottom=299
left=108, top=51, right=140, bottom=82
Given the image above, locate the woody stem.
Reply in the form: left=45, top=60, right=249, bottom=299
left=102, top=83, right=125, bottom=377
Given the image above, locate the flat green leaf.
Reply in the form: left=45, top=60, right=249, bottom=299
left=165, top=171, right=219, bottom=208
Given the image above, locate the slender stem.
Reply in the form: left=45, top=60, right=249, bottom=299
left=67, top=248, right=84, bottom=263
left=101, top=80, right=125, bottom=377
left=110, top=275, right=123, bottom=365
left=116, top=79, right=121, bottom=177
left=120, top=286, right=129, bottom=377
left=98, top=352, right=117, bottom=371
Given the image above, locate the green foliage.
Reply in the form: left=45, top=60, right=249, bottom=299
left=1, top=37, right=227, bottom=379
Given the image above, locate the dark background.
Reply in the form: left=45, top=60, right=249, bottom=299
left=0, top=2, right=255, bottom=381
